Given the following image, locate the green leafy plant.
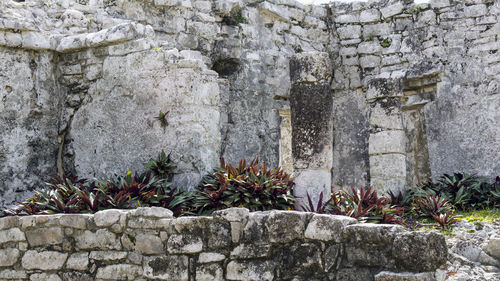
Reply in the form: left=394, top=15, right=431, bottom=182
left=414, top=195, right=453, bottom=217
left=155, top=110, right=170, bottom=130
left=432, top=211, right=458, bottom=229
left=415, top=173, right=499, bottom=210
left=145, top=150, right=176, bottom=180
left=4, top=152, right=191, bottom=217
left=191, top=158, right=295, bottom=215
left=299, top=191, right=332, bottom=213
left=380, top=37, right=392, bottom=48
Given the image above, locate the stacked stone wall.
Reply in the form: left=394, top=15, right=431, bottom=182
left=329, top=0, right=500, bottom=192
left=0, top=207, right=447, bottom=280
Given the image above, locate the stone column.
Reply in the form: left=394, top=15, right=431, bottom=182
left=366, top=77, right=407, bottom=194
left=289, top=52, right=333, bottom=207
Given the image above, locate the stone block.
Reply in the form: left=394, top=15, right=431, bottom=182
left=360, top=9, right=381, bottom=23
left=95, top=264, right=143, bottom=280
left=360, top=55, right=381, bottom=69
left=155, top=0, right=193, bottom=8
left=230, top=243, right=272, bottom=259
left=0, top=217, right=18, bottom=230
left=370, top=154, right=407, bottom=178
left=381, top=3, right=404, bottom=18
left=369, top=130, right=406, bottom=155
left=127, top=217, right=170, bottom=229
left=74, top=229, right=121, bottom=250
left=59, top=214, right=89, bottom=229
left=343, top=224, right=404, bottom=268
left=363, top=23, right=392, bottom=39
left=305, top=214, right=358, bottom=242
left=294, top=169, right=331, bottom=210
left=206, top=218, right=231, bottom=250
left=86, top=23, right=139, bottom=48
left=198, top=252, right=226, bottom=263
left=226, top=260, right=276, bottom=281
left=21, top=250, right=68, bottom=270
left=26, top=227, right=63, bottom=247
left=21, top=31, right=51, bottom=50
left=369, top=99, right=403, bottom=130
left=0, top=248, right=20, bottom=267
left=30, top=273, right=62, bottom=281
left=89, top=250, right=128, bottom=261
left=66, top=252, right=89, bottom=271
left=94, top=209, right=124, bottom=227
left=290, top=52, right=332, bottom=83
left=167, top=234, right=203, bottom=254
left=196, top=263, right=224, bottom=281
left=135, top=233, right=164, bottom=254
left=324, top=244, right=342, bottom=272
left=279, top=242, right=322, bottom=279
left=56, top=34, right=88, bottom=52
left=290, top=82, right=333, bottom=169
left=143, top=255, right=189, bottom=280
left=0, top=269, right=27, bottom=280
left=375, top=271, right=436, bottom=281
left=358, top=41, right=382, bottom=55
left=266, top=211, right=308, bottom=243
left=130, top=207, right=174, bottom=219
left=338, top=25, right=362, bottom=40
left=345, top=224, right=405, bottom=244
left=371, top=177, right=407, bottom=195
left=0, top=228, right=25, bottom=244
left=335, top=14, right=360, bottom=24
left=464, top=4, right=488, bottom=18
left=242, top=212, right=269, bottom=243
left=393, top=231, right=448, bottom=272
left=484, top=235, right=500, bottom=259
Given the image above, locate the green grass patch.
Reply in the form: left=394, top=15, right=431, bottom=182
left=455, top=208, right=500, bottom=224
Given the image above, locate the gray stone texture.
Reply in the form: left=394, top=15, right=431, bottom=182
left=0, top=207, right=449, bottom=280
left=0, top=0, right=498, bottom=211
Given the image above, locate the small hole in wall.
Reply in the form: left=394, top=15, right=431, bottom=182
left=5, top=86, right=12, bottom=93
left=212, top=58, right=241, bottom=77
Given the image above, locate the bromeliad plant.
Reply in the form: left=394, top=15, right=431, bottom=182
left=4, top=151, right=191, bottom=217
left=190, top=158, right=295, bottom=215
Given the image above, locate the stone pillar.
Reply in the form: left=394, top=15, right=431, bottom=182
left=289, top=52, right=333, bottom=207
left=278, top=109, right=293, bottom=175
left=367, top=77, right=407, bottom=194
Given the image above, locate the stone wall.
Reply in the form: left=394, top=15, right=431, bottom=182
left=0, top=0, right=330, bottom=207
left=328, top=0, right=500, bottom=192
left=0, top=207, right=447, bottom=280
left=0, top=0, right=499, bottom=207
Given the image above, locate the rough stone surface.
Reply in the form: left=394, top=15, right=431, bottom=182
left=393, top=231, right=448, bottom=272
left=0, top=207, right=449, bottom=280
left=25, top=227, right=63, bottom=247
left=21, top=250, right=68, bottom=270
left=0, top=0, right=499, bottom=206
left=0, top=248, right=20, bottom=267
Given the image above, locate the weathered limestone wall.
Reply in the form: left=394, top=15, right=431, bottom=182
left=0, top=0, right=330, bottom=207
left=0, top=48, right=61, bottom=207
left=0, top=0, right=499, bottom=206
left=328, top=0, right=500, bottom=192
left=0, top=207, right=447, bottom=280
left=59, top=46, right=221, bottom=188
